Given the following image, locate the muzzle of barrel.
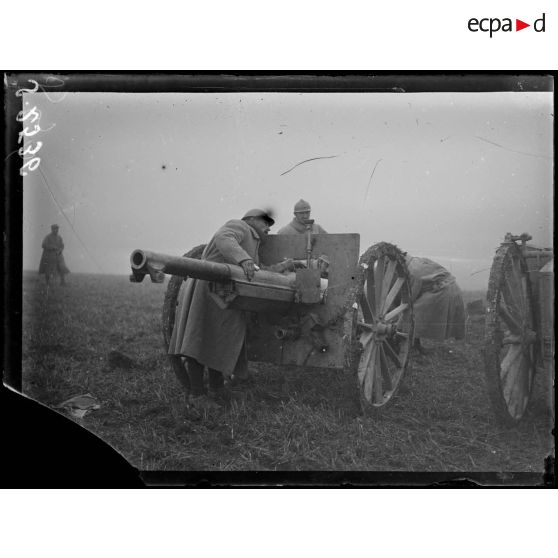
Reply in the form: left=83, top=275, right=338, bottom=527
left=129, top=250, right=165, bottom=283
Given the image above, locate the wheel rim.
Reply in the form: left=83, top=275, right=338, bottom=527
left=485, top=244, right=536, bottom=421
left=161, top=244, right=206, bottom=393
left=355, top=244, right=414, bottom=407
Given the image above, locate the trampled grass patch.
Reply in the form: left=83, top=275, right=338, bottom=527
left=21, top=272, right=554, bottom=474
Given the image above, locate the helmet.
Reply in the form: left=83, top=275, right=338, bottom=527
left=294, top=199, right=311, bottom=213
left=241, top=208, right=275, bottom=226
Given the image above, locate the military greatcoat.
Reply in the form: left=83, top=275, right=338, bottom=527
left=276, top=218, right=327, bottom=235
left=39, top=232, right=70, bottom=276
left=168, top=219, right=262, bottom=376
left=406, top=256, right=466, bottom=341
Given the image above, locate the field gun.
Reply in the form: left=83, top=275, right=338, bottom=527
left=130, top=249, right=327, bottom=311
left=130, top=233, right=416, bottom=411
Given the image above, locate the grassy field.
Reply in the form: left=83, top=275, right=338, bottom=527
left=21, top=271, right=554, bottom=475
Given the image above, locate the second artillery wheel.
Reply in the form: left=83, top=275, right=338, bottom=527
left=483, top=241, right=537, bottom=425
left=161, top=244, right=206, bottom=394
left=344, top=242, right=414, bottom=411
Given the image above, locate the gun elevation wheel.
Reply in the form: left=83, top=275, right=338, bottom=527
left=345, top=242, right=414, bottom=411
left=484, top=241, right=536, bottom=425
left=161, top=244, right=206, bottom=394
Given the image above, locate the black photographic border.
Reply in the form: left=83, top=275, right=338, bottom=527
left=3, top=71, right=555, bottom=487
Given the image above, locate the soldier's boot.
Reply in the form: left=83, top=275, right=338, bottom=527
left=207, top=368, right=231, bottom=405
left=229, top=350, right=255, bottom=389
left=187, top=393, right=222, bottom=412
left=414, top=338, right=433, bottom=355
left=183, top=358, right=223, bottom=413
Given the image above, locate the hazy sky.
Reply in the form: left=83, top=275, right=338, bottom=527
left=22, top=89, right=553, bottom=289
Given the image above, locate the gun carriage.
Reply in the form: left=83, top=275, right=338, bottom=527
left=483, top=233, right=554, bottom=425
left=130, top=230, right=415, bottom=411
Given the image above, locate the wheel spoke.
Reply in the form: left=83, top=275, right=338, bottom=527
left=383, top=339, right=402, bottom=368
left=515, top=352, right=531, bottom=413
left=374, top=258, right=386, bottom=310
left=380, top=276, right=404, bottom=315
left=373, top=347, right=383, bottom=403
left=502, top=334, right=522, bottom=345
left=497, top=301, right=522, bottom=335
left=379, top=344, right=394, bottom=392
left=500, top=345, right=522, bottom=387
left=362, top=343, right=378, bottom=402
left=384, top=302, right=408, bottom=322
left=380, top=259, right=397, bottom=304
left=394, top=330, right=409, bottom=339
left=359, top=293, right=375, bottom=323
left=501, top=274, right=522, bottom=321
left=505, top=349, right=531, bottom=417
left=500, top=286, right=523, bottom=323
left=365, top=279, right=377, bottom=318
left=521, top=276, right=531, bottom=325
left=521, top=348, right=533, bottom=391
left=509, top=257, right=526, bottom=312
left=357, top=330, right=374, bottom=384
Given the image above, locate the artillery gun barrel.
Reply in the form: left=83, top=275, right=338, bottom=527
left=130, top=249, right=296, bottom=289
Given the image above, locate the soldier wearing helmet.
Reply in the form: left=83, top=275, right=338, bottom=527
left=277, top=199, right=327, bottom=235
left=168, top=208, right=300, bottom=412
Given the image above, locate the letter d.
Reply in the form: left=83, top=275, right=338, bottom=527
left=534, top=13, right=545, bottom=32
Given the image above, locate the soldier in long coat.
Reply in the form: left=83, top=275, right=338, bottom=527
left=39, top=224, right=70, bottom=285
left=276, top=199, right=327, bottom=235
left=405, top=255, right=466, bottom=353
left=168, top=209, right=296, bottom=408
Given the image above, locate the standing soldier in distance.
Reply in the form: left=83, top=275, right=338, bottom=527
left=276, top=199, right=327, bottom=235
left=39, top=224, right=70, bottom=286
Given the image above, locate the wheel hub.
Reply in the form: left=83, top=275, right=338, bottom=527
left=374, top=321, right=397, bottom=340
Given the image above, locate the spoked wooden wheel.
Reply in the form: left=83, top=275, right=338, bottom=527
left=484, top=241, right=537, bottom=425
left=161, top=244, right=206, bottom=394
left=345, top=242, right=414, bottom=411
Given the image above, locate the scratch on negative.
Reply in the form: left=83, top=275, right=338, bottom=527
left=363, top=158, right=383, bottom=203
left=470, top=267, right=490, bottom=277
left=280, top=155, right=339, bottom=176
left=475, top=136, right=551, bottom=159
